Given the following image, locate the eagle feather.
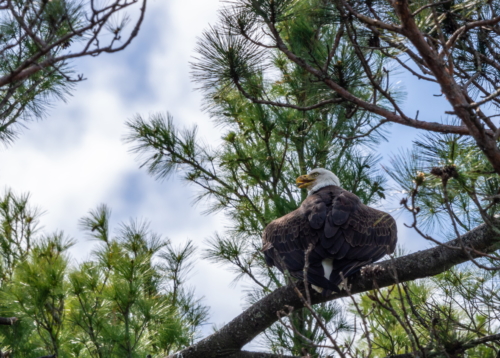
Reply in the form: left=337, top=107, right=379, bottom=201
left=262, top=180, right=397, bottom=295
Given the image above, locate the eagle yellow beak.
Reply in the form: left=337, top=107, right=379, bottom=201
left=296, top=174, right=315, bottom=189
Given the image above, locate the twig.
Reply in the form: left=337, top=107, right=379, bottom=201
left=412, top=1, right=452, bottom=17
left=302, top=243, right=314, bottom=305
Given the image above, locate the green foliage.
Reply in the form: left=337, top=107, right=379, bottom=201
left=0, top=195, right=208, bottom=358
left=386, top=132, right=500, bottom=237
left=0, top=190, right=42, bottom=284
left=0, top=233, right=72, bottom=358
left=355, top=266, right=500, bottom=357
left=0, top=0, right=82, bottom=142
left=412, top=0, right=500, bottom=86
left=0, top=0, right=146, bottom=144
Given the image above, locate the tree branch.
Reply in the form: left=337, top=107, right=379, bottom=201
left=166, top=222, right=500, bottom=358
left=381, top=332, right=500, bottom=358
left=339, top=0, right=402, bottom=33
left=412, top=1, right=452, bottom=17
left=0, top=0, right=147, bottom=88
left=225, top=352, right=297, bottom=358
left=252, top=11, right=487, bottom=137
left=232, top=78, right=343, bottom=111
left=390, top=0, right=500, bottom=175
left=445, top=16, right=500, bottom=52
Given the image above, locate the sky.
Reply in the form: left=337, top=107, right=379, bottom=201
left=0, top=0, right=455, bottom=346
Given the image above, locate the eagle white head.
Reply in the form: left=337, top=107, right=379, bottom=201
left=296, top=168, right=341, bottom=196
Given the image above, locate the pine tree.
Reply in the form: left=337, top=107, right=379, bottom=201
left=126, top=2, right=397, bottom=355
left=128, top=0, right=500, bottom=357
left=0, top=0, right=147, bottom=143
left=0, top=193, right=208, bottom=358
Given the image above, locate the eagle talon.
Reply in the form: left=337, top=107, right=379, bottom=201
left=337, top=280, right=348, bottom=291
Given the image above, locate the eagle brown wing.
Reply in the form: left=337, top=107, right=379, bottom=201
left=262, top=185, right=397, bottom=293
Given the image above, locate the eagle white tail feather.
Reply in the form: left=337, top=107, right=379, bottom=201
left=322, top=258, right=334, bottom=280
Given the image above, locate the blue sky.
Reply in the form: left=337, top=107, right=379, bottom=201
left=0, top=0, right=458, bottom=342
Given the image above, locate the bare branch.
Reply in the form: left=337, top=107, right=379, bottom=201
left=412, top=1, right=452, bottom=17
left=445, top=16, right=500, bottom=53
left=466, top=87, right=500, bottom=110
left=340, top=0, right=402, bottom=33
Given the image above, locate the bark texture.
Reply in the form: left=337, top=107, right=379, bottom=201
left=167, top=223, right=500, bottom=358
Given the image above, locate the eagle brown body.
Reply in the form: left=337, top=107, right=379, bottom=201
left=262, top=185, right=397, bottom=294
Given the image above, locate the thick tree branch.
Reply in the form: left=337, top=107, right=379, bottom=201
left=382, top=332, right=500, bottom=358
left=219, top=332, right=500, bottom=358
left=225, top=352, right=297, bottom=358
left=329, top=1, right=500, bottom=174
left=167, top=223, right=500, bottom=358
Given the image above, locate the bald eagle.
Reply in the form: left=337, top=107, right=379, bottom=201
left=262, top=168, right=397, bottom=294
